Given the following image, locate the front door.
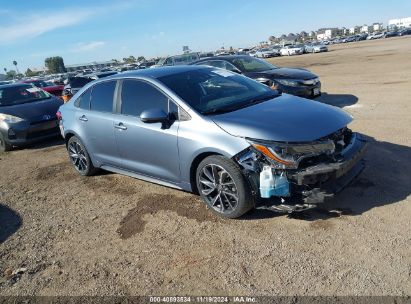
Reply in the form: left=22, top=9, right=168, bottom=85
left=113, top=79, right=180, bottom=183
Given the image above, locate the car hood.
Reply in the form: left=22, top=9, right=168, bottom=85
left=210, top=94, right=352, bottom=142
left=0, top=97, right=63, bottom=121
left=245, top=67, right=316, bottom=80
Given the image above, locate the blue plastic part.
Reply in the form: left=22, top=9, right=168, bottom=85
left=260, top=174, right=290, bottom=198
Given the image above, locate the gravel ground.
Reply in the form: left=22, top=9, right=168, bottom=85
left=0, top=37, right=410, bottom=296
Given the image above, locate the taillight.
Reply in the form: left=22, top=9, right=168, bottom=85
left=56, top=111, right=62, bottom=120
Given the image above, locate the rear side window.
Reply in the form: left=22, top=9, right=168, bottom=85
left=75, top=89, right=91, bottom=109
left=90, top=81, right=116, bottom=113
left=121, top=80, right=168, bottom=117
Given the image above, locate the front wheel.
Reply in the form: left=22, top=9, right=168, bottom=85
left=67, top=136, right=98, bottom=176
left=196, top=155, right=254, bottom=218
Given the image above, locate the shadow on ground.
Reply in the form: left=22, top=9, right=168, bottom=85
left=0, top=204, right=22, bottom=243
left=26, top=137, right=65, bottom=150
left=315, top=93, right=358, bottom=108
left=245, top=136, right=411, bottom=221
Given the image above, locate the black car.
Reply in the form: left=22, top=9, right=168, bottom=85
left=384, top=31, right=398, bottom=38
left=63, top=76, right=93, bottom=97
left=192, top=55, right=321, bottom=98
left=398, top=28, right=411, bottom=36
left=0, top=83, right=63, bottom=152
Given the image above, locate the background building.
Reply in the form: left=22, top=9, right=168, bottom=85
left=388, top=17, right=411, bottom=28
left=349, top=26, right=361, bottom=34
left=373, top=23, right=384, bottom=32
left=361, top=25, right=374, bottom=33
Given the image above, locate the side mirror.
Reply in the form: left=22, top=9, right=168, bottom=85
left=140, top=108, right=168, bottom=123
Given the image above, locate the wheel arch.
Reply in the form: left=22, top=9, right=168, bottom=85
left=189, top=151, right=223, bottom=194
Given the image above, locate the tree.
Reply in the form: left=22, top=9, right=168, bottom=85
left=25, top=68, right=39, bottom=77
left=6, top=70, right=17, bottom=80
left=123, top=55, right=137, bottom=64
left=268, top=36, right=276, bottom=43
left=12, top=60, right=20, bottom=74
left=45, top=56, right=66, bottom=73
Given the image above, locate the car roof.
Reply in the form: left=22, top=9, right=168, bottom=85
left=108, top=65, right=208, bottom=79
left=0, top=83, right=32, bottom=89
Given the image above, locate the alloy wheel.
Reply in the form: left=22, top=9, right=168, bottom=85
left=68, top=141, right=88, bottom=173
left=198, top=164, right=239, bottom=213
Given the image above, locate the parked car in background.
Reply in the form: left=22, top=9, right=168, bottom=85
left=367, top=32, right=385, bottom=40
left=0, top=83, right=63, bottom=152
left=153, top=52, right=200, bottom=67
left=384, top=31, right=398, bottom=38
left=398, top=28, right=411, bottom=36
left=192, top=55, right=321, bottom=98
left=22, top=79, right=64, bottom=97
left=279, top=45, right=304, bottom=56
left=62, top=76, right=94, bottom=102
left=58, top=66, right=366, bottom=218
left=305, top=43, right=328, bottom=53
left=199, top=52, right=215, bottom=58
left=253, top=48, right=278, bottom=58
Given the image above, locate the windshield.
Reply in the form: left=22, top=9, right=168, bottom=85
left=158, top=68, right=279, bottom=115
left=231, top=57, right=277, bottom=72
left=0, top=85, right=50, bottom=106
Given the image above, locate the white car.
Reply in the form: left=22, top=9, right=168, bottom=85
left=279, top=45, right=304, bottom=56
left=367, top=32, right=385, bottom=40
left=253, top=48, right=277, bottom=58
left=305, top=43, right=328, bottom=53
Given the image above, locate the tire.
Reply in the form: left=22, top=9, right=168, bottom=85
left=0, top=133, right=12, bottom=153
left=67, top=136, right=98, bottom=176
left=196, top=155, right=254, bottom=219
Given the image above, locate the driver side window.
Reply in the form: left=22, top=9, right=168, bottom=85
left=120, top=80, right=173, bottom=118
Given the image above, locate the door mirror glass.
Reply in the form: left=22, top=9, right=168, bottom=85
left=140, top=108, right=168, bottom=123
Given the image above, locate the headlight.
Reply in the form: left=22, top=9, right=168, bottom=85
left=302, top=77, right=320, bottom=85
left=247, top=139, right=335, bottom=169
left=255, top=78, right=274, bottom=86
left=0, top=113, right=25, bottom=123
left=276, top=79, right=300, bottom=87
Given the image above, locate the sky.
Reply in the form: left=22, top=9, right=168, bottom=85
left=0, top=0, right=410, bottom=72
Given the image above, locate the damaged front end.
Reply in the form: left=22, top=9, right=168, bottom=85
left=234, top=128, right=367, bottom=213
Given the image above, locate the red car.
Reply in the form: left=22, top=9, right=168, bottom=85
left=22, top=80, right=64, bottom=97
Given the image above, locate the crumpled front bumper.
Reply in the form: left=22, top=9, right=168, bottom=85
left=248, top=132, right=368, bottom=213
left=290, top=132, right=368, bottom=204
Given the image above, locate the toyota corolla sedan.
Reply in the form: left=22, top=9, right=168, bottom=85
left=58, top=66, right=367, bottom=218
left=192, top=55, right=321, bottom=98
left=0, top=83, right=63, bottom=152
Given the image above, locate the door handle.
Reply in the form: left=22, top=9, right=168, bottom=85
left=114, top=123, right=127, bottom=130
left=79, top=115, right=88, bottom=122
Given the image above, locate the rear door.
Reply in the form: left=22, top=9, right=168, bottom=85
left=75, top=80, right=122, bottom=167
left=113, top=79, right=180, bottom=183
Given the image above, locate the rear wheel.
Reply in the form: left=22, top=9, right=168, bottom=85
left=196, top=155, right=254, bottom=218
left=67, top=136, right=97, bottom=176
left=0, top=133, right=12, bottom=153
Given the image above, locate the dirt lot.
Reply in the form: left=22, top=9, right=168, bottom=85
left=1, top=37, right=410, bottom=296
